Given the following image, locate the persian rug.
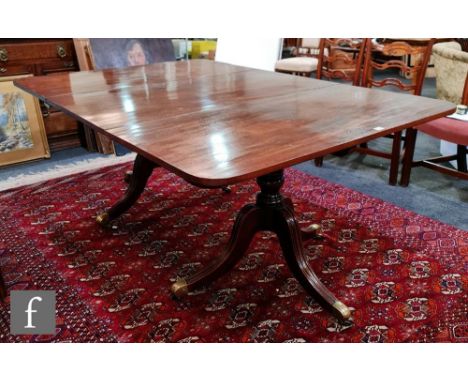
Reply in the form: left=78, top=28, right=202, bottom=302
left=0, top=164, right=466, bottom=343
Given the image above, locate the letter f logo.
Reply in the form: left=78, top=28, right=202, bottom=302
left=25, top=296, right=42, bottom=329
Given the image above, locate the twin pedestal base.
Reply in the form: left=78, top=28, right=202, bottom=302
left=98, top=154, right=351, bottom=322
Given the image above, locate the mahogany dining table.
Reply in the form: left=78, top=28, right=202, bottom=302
left=14, top=60, right=454, bottom=322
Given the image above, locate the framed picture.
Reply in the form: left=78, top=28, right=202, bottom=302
left=90, top=38, right=175, bottom=69
left=0, top=74, right=50, bottom=167
left=74, top=38, right=176, bottom=71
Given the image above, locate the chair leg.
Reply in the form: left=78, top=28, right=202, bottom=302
left=456, top=145, right=467, bottom=172
left=400, top=128, right=418, bottom=187
left=389, top=131, right=402, bottom=185
left=314, top=157, right=324, bottom=167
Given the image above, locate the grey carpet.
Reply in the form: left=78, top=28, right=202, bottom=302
left=0, top=147, right=109, bottom=181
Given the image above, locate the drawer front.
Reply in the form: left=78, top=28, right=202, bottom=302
left=39, top=61, right=78, bottom=75
left=0, top=63, right=34, bottom=76
left=0, top=40, right=75, bottom=62
left=0, top=39, right=82, bottom=151
left=43, top=111, right=78, bottom=136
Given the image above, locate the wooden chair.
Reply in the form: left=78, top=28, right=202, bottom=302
left=355, top=38, right=436, bottom=185
left=400, top=72, right=468, bottom=185
left=275, top=38, right=320, bottom=77
left=313, top=38, right=368, bottom=166
left=316, top=38, right=367, bottom=85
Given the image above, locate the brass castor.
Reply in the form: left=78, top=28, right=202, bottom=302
left=222, top=186, right=231, bottom=193
left=96, top=212, right=110, bottom=227
left=171, top=279, right=188, bottom=297
left=123, top=171, right=133, bottom=183
left=304, top=223, right=323, bottom=238
left=304, top=223, right=321, bottom=232
left=333, top=300, right=352, bottom=321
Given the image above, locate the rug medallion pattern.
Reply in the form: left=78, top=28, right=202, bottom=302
left=0, top=164, right=466, bottom=342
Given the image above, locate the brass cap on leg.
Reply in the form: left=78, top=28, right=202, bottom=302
left=305, top=223, right=321, bottom=232
left=303, top=223, right=323, bottom=240
left=96, top=212, right=110, bottom=226
left=333, top=300, right=351, bottom=320
left=171, top=279, right=188, bottom=297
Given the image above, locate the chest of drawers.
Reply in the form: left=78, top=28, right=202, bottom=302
left=0, top=38, right=81, bottom=151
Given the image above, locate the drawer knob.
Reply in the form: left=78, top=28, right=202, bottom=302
left=0, top=67, right=6, bottom=73
left=0, top=48, right=8, bottom=62
left=56, top=45, right=67, bottom=59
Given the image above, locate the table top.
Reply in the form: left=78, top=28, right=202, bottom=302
left=15, top=60, right=455, bottom=187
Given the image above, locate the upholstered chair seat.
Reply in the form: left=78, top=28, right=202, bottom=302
left=399, top=43, right=468, bottom=186
left=418, top=118, right=468, bottom=146
left=275, top=56, right=319, bottom=73
left=275, top=38, right=321, bottom=76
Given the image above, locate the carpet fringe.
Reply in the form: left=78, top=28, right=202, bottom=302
left=0, top=153, right=136, bottom=192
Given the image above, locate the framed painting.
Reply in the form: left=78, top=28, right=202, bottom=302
left=0, top=74, right=50, bottom=167
left=88, top=38, right=175, bottom=69
left=74, top=38, right=176, bottom=71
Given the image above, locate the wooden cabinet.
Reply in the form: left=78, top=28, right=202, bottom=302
left=0, top=38, right=81, bottom=151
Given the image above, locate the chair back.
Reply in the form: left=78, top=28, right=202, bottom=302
left=316, top=38, right=367, bottom=86
left=361, top=39, right=435, bottom=95
left=301, top=38, right=320, bottom=49
left=295, top=38, right=321, bottom=56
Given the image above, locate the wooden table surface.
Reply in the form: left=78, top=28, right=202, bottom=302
left=12, top=60, right=457, bottom=320
left=15, top=60, right=455, bottom=187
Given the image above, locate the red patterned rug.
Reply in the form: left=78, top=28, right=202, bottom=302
left=0, top=164, right=466, bottom=342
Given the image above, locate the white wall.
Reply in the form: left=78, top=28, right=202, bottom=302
left=215, top=38, right=282, bottom=71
